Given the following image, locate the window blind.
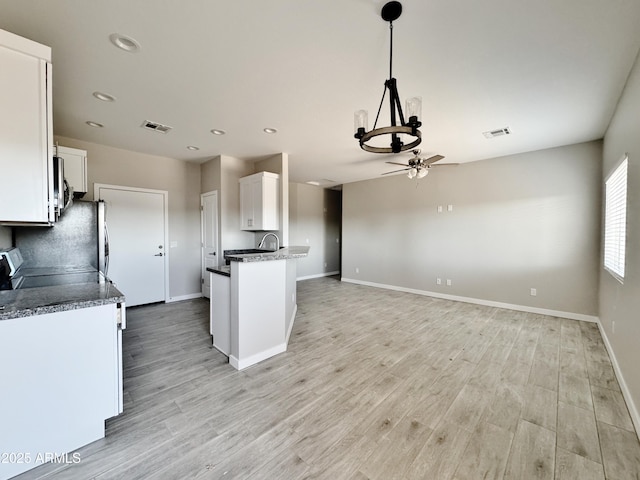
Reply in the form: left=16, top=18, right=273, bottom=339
left=604, top=156, right=628, bottom=281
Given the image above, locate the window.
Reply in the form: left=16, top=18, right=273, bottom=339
left=604, top=154, right=628, bottom=282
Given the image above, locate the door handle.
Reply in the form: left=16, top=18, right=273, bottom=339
left=208, top=252, right=216, bottom=256
left=154, top=253, right=164, bottom=257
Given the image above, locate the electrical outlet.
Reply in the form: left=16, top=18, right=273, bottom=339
left=612, top=321, right=615, bottom=334
left=446, top=279, right=452, bottom=286
left=355, top=267, right=359, bottom=274
left=436, top=278, right=442, bottom=285
left=324, top=262, right=327, bottom=268
left=530, top=288, right=537, bottom=296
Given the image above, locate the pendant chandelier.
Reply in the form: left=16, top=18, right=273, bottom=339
left=354, top=1, right=422, bottom=154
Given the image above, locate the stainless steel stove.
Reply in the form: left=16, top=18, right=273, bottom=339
left=0, top=247, right=105, bottom=290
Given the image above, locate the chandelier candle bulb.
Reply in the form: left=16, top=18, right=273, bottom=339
left=354, top=110, right=368, bottom=137
left=405, top=97, right=422, bottom=124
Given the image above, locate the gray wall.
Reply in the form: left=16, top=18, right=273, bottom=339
left=289, top=183, right=341, bottom=279
left=54, top=136, right=202, bottom=301
left=342, top=141, right=602, bottom=317
left=600, top=49, right=640, bottom=429
left=201, top=154, right=255, bottom=256
left=0, top=227, right=10, bottom=249
left=255, top=154, right=289, bottom=246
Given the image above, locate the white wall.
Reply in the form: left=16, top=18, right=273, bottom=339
left=54, top=136, right=202, bottom=301
left=342, top=141, right=602, bottom=318
left=600, top=49, right=640, bottom=431
left=289, top=183, right=341, bottom=279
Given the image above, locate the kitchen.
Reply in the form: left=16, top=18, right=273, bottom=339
left=0, top=24, right=336, bottom=480
left=2, top=1, right=640, bottom=478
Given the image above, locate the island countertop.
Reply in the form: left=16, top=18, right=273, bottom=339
left=224, top=245, right=310, bottom=263
left=0, top=278, right=125, bottom=321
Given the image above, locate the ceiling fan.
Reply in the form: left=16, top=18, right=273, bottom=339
left=382, top=149, right=454, bottom=179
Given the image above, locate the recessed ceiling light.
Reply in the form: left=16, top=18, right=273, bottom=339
left=109, top=33, right=141, bottom=53
left=263, top=127, right=277, bottom=134
left=210, top=129, right=226, bottom=135
left=86, top=121, right=104, bottom=128
left=93, top=91, right=116, bottom=102
left=186, top=145, right=200, bottom=151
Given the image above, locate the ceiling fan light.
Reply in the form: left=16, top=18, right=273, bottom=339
left=417, top=168, right=428, bottom=178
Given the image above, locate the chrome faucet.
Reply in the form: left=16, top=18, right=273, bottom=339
left=258, top=232, right=280, bottom=251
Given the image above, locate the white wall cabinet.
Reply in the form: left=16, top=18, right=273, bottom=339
left=0, top=29, right=53, bottom=224
left=56, top=145, right=88, bottom=196
left=239, top=171, right=279, bottom=231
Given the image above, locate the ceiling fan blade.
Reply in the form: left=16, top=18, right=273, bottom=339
left=381, top=168, right=410, bottom=175
left=386, top=161, right=410, bottom=167
left=429, top=163, right=459, bottom=167
left=423, top=155, right=445, bottom=166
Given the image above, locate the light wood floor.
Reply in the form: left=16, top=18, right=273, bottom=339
left=16, top=276, right=640, bottom=479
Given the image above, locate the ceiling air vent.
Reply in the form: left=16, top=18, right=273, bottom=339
left=483, top=127, right=511, bottom=139
left=141, top=120, right=173, bottom=134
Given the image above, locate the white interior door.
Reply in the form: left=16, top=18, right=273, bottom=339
left=96, top=184, right=167, bottom=307
left=201, top=191, right=218, bottom=298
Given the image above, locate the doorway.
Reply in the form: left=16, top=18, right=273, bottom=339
left=201, top=191, right=218, bottom=298
left=95, top=184, right=168, bottom=307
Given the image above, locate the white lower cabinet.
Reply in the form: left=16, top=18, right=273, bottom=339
left=210, top=272, right=231, bottom=355
left=0, top=304, right=121, bottom=480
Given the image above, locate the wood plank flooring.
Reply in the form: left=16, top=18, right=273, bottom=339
left=15, top=276, right=640, bottom=479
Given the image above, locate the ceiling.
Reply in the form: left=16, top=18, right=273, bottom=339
left=1, top=0, right=639, bottom=187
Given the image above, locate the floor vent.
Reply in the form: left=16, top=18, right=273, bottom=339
left=483, top=126, right=511, bottom=139
left=141, top=120, right=173, bottom=134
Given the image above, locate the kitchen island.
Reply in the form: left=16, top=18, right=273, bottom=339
left=208, top=246, right=309, bottom=370
left=0, top=279, right=125, bottom=480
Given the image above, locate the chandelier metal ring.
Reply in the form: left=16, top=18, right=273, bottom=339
left=359, top=126, right=422, bottom=154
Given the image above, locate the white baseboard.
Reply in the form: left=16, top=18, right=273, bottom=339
left=229, top=343, right=287, bottom=371
left=167, top=293, right=203, bottom=303
left=286, top=304, right=298, bottom=344
left=297, top=271, right=340, bottom=281
left=340, top=277, right=599, bottom=323
left=596, top=321, right=640, bottom=441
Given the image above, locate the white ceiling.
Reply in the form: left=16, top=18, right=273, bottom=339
left=1, top=0, right=639, bottom=187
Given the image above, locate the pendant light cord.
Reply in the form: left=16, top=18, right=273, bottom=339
left=389, top=21, right=393, bottom=79
left=372, top=21, right=394, bottom=131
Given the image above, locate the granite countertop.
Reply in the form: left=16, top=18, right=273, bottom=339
left=0, top=277, right=125, bottom=321
left=224, top=246, right=310, bottom=263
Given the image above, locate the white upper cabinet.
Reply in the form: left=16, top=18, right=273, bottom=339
left=56, top=145, right=87, bottom=197
left=239, top=171, right=279, bottom=231
left=0, top=29, right=53, bottom=224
